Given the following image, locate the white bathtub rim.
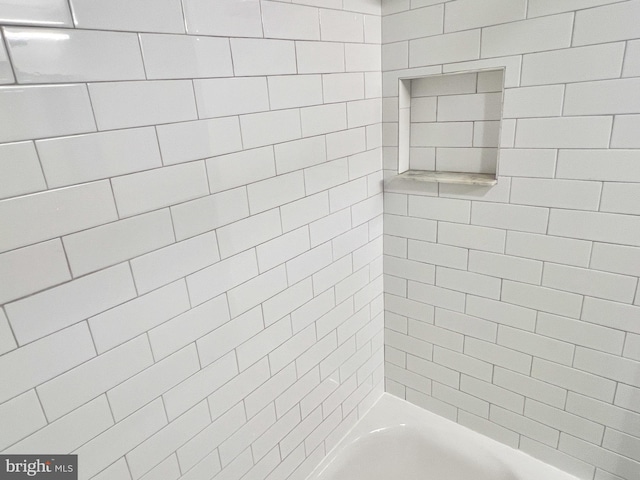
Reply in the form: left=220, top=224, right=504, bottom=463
left=305, top=393, right=581, bottom=480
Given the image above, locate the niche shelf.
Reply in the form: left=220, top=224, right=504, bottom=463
left=386, top=68, right=505, bottom=190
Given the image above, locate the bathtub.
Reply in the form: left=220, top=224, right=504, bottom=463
left=306, top=393, right=579, bottom=480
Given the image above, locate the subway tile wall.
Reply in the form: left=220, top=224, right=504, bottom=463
left=382, top=1, right=640, bottom=480
left=0, top=1, right=384, bottom=479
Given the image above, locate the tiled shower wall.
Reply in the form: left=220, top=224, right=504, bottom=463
left=0, top=1, right=384, bottom=479
left=382, top=1, right=640, bottom=480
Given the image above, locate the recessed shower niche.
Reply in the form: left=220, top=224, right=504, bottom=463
left=389, top=68, right=505, bottom=188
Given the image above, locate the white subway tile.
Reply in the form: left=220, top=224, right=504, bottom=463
left=438, top=222, right=505, bottom=253
left=287, top=243, right=333, bottom=287
left=281, top=192, right=330, bottom=233
left=207, top=147, right=274, bottom=194
left=305, top=159, right=349, bottom=196
left=511, top=178, right=602, bottom=212
left=472, top=202, right=548, bottom=234
left=521, top=43, right=625, bottom=86
left=127, top=401, right=210, bottom=479
left=436, top=308, right=497, bottom=342
left=309, top=209, right=352, bottom=247
left=408, top=280, right=466, bottom=312
left=240, top=109, right=302, bottom=149
left=197, top=307, right=262, bottom=368
left=611, top=115, right=640, bottom=148
left=157, top=117, right=243, bottom=166
left=270, top=326, right=316, bottom=373
left=149, top=295, right=229, bottom=361
left=257, top=227, right=310, bottom=273
left=411, top=122, right=473, bottom=147
left=498, top=149, right=557, bottom=178
left=5, top=27, right=144, bottom=84
left=0, top=0, right=72, bottom=27
left=559, top=432, right=640, bottom=480
left=615, top=384, right=640, bottom=414
left=0, top=391, right=46, bottom=451
left=194, top=77, right=268, bottom=119
left=140, top=34, right=232, bottom=80
left=437, top=92, right=502, bottom=122
left=94, top=459, right=133, bottom=480
left=164, top=352, right=237, bottom=421
left=217, top=209, right=282, bottom=259
left=623, top=39, right=640, bottom=77
left=227, top=266, right=288, bottom=318
left=37, top=335, right=153, bottom=420
left=236, top=321, right=290, bottom=372
left=503, top=86, right=564, bottom=119
left=410, top=30, right=481, bottom=67
left=296, top=41, right=345, bottom=74
left=537, top=312, right=624, bottom=355
left=490, top=406, right=559, bottom=447
left=481, top=14, right=572, bottom=58
left=177, top=403, right=245, bottom=472
left=543, top=263, right=636, bottom=303
left=131, top=231, right=219, bottom=295
left=264, top=280, right=314, bottom=327
left=0, top=142, right=45, bottom=200
left=382, top=5, right=443, bottom=43
left=70, top=0, right=184, bottom=33
left=574, top=347, right=640, bottom=386
left=319, top=9, right=363, bottom=43
left=37, top=127, right=161, bottom=188
left=591, top=243, right=640, bottom=277
left=64, top=209, right=174, bottom=277
left=498, top=325, right=575, bottom=366
left=349, top=149, right=381, bottom=181
left=515, top=117, right=612, bottom=148
left=582, top=296, right=640, bottom=335
left=460, top=376, right=524, bottom=415
left=186, top=250, right=258, bottom=307
left=567, top=393, right=640, bottom=438
left=445, top=0, right=525, bottom=32
left=465, top=338, right=531, bottom=374
left=89, top=80, right=197, bottom=130
left=323, top=73, right=365, bottom=103
left=348, top=99, right=382, bottom=129
left=231, top=38, right=297, bottom=76
left=573, top=0, right=640, bottom=46
left=468, top=250, right=542, bottom=285
left=180, top=451, right=221, bottom=480
left=262, top=2, right=320, bottom=40
left=0, top=239, right=70, bottom=305
left=301, top=103, right=347, bottom=137
left=0, top=85, right=95, bottom=143
left=364, top=13, right=381, bottom=43
left=465, top=296, right=535, bottom=332
left=408, top=196, right=470, bottom=223
left=182, top=0, right=262, bottom=37
left=528, top=0, right=626, bottom=17
left=275, top=137, right=326, bottom=175
left=220, top=408, right=276, bottom=467
left=248, top=171, right=306, bottom=214
left=74, top=399, right=167, bottom=479
left=89, top=281, right=190, bottom=354
left=171, top=188, right=250, bottom=241
left=0, top=310, right=16, bottom=356
left=506, top=231, right=591, bottom=267
left=269, top=74, right=323, bottom=110
left=408, top=239, right=468, bottom=270
left=6, top=396, right=113, bottom=455
left=564, top=78, right=640, bottom=115
left=6, top=263, right=135, bottom=345
left=525, top=399, right=604, bottom=446
left=548, top=209, right=640, bottom=246
left=345, top=44, right=381, bottom=73
left=601, top=183, right=640, bottom=215
left=502, top=280, right=583, bottom=318
left=0, top=323, right=94, bottom=404
left=112, top=162, right=208, bottom=218
left=603, top=429, right=640, bottom=464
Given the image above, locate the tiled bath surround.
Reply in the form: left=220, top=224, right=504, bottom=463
left=0, top=1, right=384, bottom=479
left=382, top=1, right=640, bottom=480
